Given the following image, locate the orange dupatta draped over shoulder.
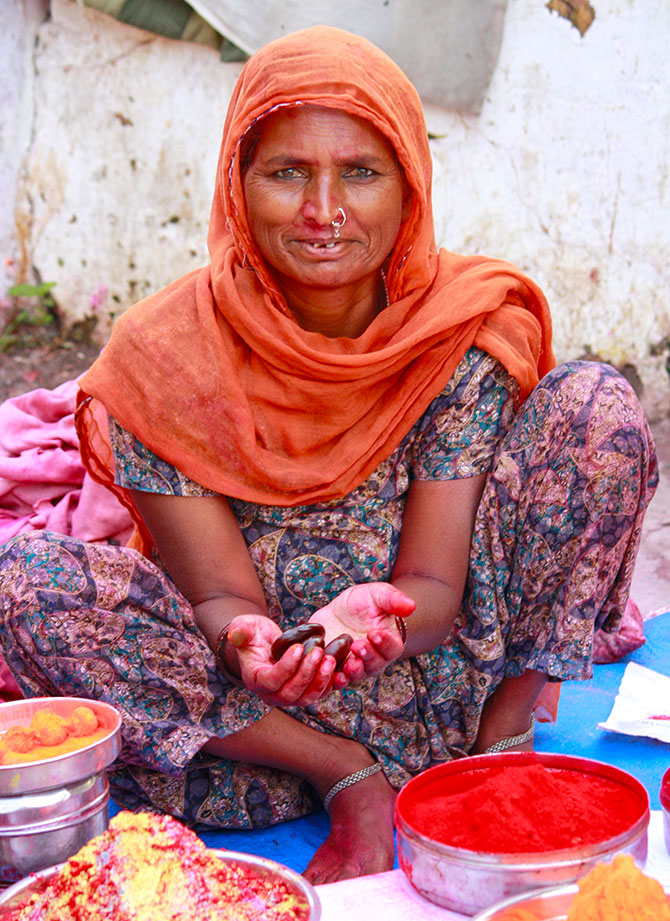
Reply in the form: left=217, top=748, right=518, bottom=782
left=76, top=26, right=554, bottom=555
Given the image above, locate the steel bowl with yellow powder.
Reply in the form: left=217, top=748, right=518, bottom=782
left=471, top=854, right=670, bottom=919
left=0, top=697, right=122, bottom=884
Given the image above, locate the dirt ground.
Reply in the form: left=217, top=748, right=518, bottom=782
left=0, top=332, right=101, bottom=403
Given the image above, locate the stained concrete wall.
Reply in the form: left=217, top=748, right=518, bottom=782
left=0, top=0, right=49, bottom=299
left=2, top=0, right=669, bottom=420
left=1, top=0, right=241, bottom=335
left=428, top=0, right=670, bottom=422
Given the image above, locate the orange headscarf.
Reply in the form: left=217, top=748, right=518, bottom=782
left=76, top=26, right=554, bottom=551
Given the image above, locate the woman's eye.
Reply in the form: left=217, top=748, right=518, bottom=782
left=274, top=167, right=304, bottom=179
left=346, top=167, right=375, bottom=178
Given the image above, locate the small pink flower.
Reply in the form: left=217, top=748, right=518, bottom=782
left=89, top=284, right=108, bottom=309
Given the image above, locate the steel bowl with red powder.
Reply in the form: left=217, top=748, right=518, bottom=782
left=661, top=767, right=670, bottom=854
left=394, top=752, right=649, bottom=916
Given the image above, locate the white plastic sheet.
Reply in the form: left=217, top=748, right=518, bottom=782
left=186, top=0, right=507, bottom=111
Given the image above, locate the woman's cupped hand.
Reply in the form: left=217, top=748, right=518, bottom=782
left=224, top=613, right=337, bottom=708
left=309, top=582, right=415, bottom=681
left=224, top=583, right=415, bottom=708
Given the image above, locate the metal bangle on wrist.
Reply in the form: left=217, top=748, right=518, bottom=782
left=214, top=622, right=244, bottom=686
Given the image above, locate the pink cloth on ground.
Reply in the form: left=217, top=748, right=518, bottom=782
left=0, top=378, right=133, bottom=699
left=593, top=598, right=646, bottom=664
left=0, top=379, right=132, bottom=545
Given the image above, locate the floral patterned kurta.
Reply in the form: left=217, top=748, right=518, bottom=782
left=0, top=350, right=658, bottom=829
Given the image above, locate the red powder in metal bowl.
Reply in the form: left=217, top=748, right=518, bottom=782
left=661, top=767, right=670, bottom=855
left=661, top=768, right=670, bottom=810
left=400, top=761, right=647, bottom=853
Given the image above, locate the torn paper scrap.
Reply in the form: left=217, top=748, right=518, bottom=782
left=598, top=662, right=670, bottom=743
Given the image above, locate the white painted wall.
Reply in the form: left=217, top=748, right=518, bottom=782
left=1, top=0, right=668, bottom=419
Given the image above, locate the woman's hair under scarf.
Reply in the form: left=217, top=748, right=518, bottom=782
left=76, top=25, right=554, bottom=554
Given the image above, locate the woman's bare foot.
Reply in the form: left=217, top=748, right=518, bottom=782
left=202, top=708, right=396, bottom=883
left=303, top=767, right=396, bottom=885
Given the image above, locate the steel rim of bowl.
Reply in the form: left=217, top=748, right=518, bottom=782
left=0, top=863, right=60, bottom=904
left=661, top=767, right=670, bottom=810
left=472, top=882, right=670, bottom=920
left=211, top=850, right=321, bottom=920
left=0, top=849, right=321, bottom=919
left=471, top=882, right=579, bottom=921
left=395, top=808, right=649, bottom=872
left=395, top=750, right=650, bottom=868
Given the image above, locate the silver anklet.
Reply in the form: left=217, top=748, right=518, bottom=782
left=483, top=713, right=536, bottom=754
left=323, top=762, right=383, bottom=812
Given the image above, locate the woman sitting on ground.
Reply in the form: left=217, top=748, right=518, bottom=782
left=0, top=25, right=658, bottom=884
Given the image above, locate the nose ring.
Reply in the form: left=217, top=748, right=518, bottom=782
left=331, top=207, right=347, bottom=239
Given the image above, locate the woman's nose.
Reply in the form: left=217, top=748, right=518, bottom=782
left=301, top=175, right=341, bottom=227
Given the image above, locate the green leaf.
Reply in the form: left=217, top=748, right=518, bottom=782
left=0, top=334, right=19, bottom=352
left=8, top=281, right=56, bottom=298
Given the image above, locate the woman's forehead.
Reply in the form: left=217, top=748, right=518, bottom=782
left=247, top=105, right=397, bottom=159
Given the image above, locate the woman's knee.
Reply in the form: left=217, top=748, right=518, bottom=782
left=484, top=357, right=658, bottom=552
left=0, top=530, right=92, bottom=609
left=1, top=530, right=69, bottom=560
left=516, top=360, right=655, bottom=462
left=537, top=359, right=639, bottom=413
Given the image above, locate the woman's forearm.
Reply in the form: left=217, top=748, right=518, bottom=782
left=390, top=573, right=462, bottom=657
left=389, top=476, right=485, bottom=659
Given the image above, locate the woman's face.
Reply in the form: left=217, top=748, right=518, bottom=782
left=242, top=106, right=408, bottom=301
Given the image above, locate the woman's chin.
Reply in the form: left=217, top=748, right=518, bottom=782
left=275, top=262, right=372, bottom=295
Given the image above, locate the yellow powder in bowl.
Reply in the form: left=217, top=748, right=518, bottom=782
left=496, top=855, right=669, bottom=920
left=567, top=854, right=670, bottom=920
